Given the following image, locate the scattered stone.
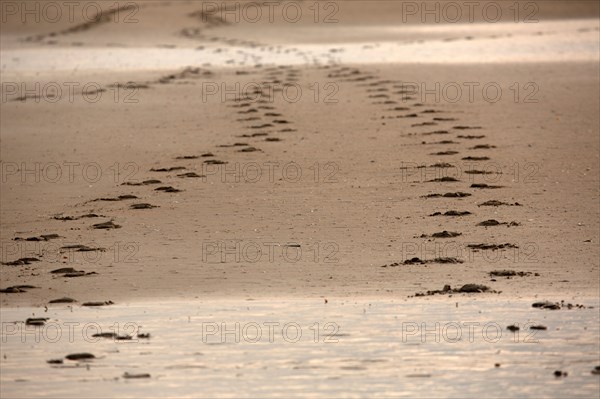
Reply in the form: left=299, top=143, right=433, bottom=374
left=92, top=221, right=121, bottom=229
left=2, top=257, right=40, bottom=266
left=50, top=267, right=78, bottom=274
left=398, top=257, right=463, bottom=265
left=506, top=325, right=520, bottom=332
left=54, top=213, right=102, bottom=220
left=93, top=194, right=138, bottom=202
left=403, top=257, right=424, bottom=265
left=489, top=270, right=531, bottom=277
left=65, top=353, right=95, bottom=361
left=0, top=285, right=38, bottom=293
left=218, top=142, right=248, bottom=147
left=137, top=333, right=151, bottom=339
left=412, top=122, right=437, bottom=127
left=457, top=135, right=485, bottom=139
left=554, top=370, right=567, bottom=377
left=47, top=359, right=64, bottom=364
left=471, top=183, right=503, bottom=189
left=82, top=301, right=114, bottom=307
left=591, top=366, right=600, bottom=375
left=123, top=372, right=151, bottom=379
left=203, top=159, right=227, bottom=165
left=423, top=192, right=471, bottom=198
left=530, top=325, right=547, bottom=330
left=478, top=219, right=501, bottom=226
left=425, top=140, right=457, bottom=145
left=92, top=332, right=131, bottom=340
left=434, top=257, right=464, bottom=264
left=122, top=179, right=162, bottom=186
left=430, top=151, right=459, bottom=156
left=14, top=234, right=61, bottom=241
left=175, top=155, right=199, bottom=160
left=413, top=284, right=494, bottom=297
left=130, top=203, right=158, bottom=209
left=155, top=186, right=182, bottom=193
left=462, top=156, right=490, bottom=161
left=48, top=297, right=77, bottom=304
left=63, top=271, right=97, bottom=278
left=478, top=219, right=520, bottom=227
left=427, top=176, right=460, bottom=182
left=26, top=317, right=49, bottom=326
left=469, top=244, right=519, bottom=251
left=150, top=166, right=185, bottom=172
left=177, top=172, right=203, bottom=178
left=238, top=146, right=260, bottom=152
left=532, top=301, right=561, bottom=310
left=478, top=200, right=521, bottom=206
left=429, top=163, right=454, bottom=168
left=421, top=130, right=449, bottom=135
left=458, top=284, right=490, bottom=293
left=430, top=211, right=471, bottom=216
left=427, top=231, right=462, bottom=238
left=60, top=245, right=106, bottom=252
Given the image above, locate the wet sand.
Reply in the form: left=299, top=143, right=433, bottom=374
left=1, top=1, right=599, bottom=397
left=2, top=298, right=599, bottom=398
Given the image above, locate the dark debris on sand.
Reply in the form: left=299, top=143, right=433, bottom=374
left=92, top=221, right=121, bottom=229
left=420, top=231, right=462, bottom=238
left=429, top=211, right=471, bottom=216
left=532, top=300, right=586, bottom=310
left=478, top=200, right=522, bottom=206
left=155, top=186, right=182, bottom=193
left=382, top=257, right=464, bottom=267
left=489, top=270, right=533, bottom=277
left=422, top=192, right=471, bottom=198
left=0, top=285, right=39, bottom=293
left=468, top=243, right=518, bottom=251
left=2, top=257, right=40, bottom=266
left=412, top=284, right=496, bottom=297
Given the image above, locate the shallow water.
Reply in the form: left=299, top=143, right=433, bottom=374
left=1, top=298, right=598, bottom=398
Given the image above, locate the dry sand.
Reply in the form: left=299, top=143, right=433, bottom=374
left=1, top=1, right=598, bottom=307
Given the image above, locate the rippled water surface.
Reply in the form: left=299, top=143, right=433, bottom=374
left=1, top=298, right=599, bottom=398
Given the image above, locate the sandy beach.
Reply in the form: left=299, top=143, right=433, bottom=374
left=1, top=1, right=599, bottom=397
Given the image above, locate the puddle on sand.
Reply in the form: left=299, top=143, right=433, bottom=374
left=1, top=298, right=599, bottom=398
